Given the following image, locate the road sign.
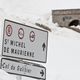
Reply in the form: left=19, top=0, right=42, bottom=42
left=1, top=58, right=46, bottom=80
left=29, top=31, right=35, bottom=42
left=18, top=28, right=24, bottom=39
left=6, top=25, right=13, bottom=36
left=2, top=19, right=48, bottom=63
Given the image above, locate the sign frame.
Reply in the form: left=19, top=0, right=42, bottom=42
left=1, top=58, right=46, bottom=80
left=2, top=19, right=48, bottom=63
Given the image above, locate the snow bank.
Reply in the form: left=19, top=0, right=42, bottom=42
left=40, top=12, right=80, bottom=40
left=0, top=69, right=16, bottom=80
left=1, top=8, right=80, bottom=80
left=41, top=12, right=80, bottom=80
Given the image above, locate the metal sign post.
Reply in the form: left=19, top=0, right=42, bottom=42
left=16, top=76, right=22, bottom=80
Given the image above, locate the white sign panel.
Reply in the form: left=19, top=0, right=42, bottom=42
left=1, top=58, right=46, bottom=80
left=2, top=19, right=48, bottom=63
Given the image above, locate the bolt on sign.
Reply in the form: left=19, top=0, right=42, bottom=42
left=2, top=19, right=48, bottom=63
left=1, top=58, right=46, bottom=80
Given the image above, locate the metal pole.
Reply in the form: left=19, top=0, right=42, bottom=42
left=16, top=76, right=22, bottom=80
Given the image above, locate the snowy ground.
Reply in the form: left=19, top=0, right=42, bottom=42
left=0, top=4, right=80, bottom=80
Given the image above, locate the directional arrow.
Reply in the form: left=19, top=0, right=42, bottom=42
left=40, top=70, right=44, bottom=77
left=2, top=58, right=46, bottom=80
left=42, top=43, right=46, bottom=51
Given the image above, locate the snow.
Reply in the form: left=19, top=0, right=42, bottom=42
left=1, top=9, right=80, bottom=80
left=0, top=0, right=80, bottom=80
left=0, top=69, right=16, bottom=80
